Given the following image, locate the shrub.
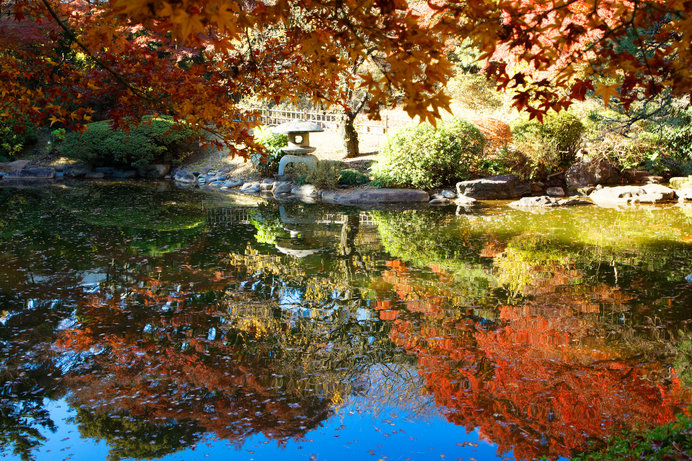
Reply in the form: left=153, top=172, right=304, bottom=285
left=338, top=168, right=370, bottom=186
left=250, top=125, right=288, bottom=176
left=371, top=118, right=486, bottom=189
left=472, top=118, right=513, bottom=156
left=512, top=111, right=585, bottom=171
left=0, top=116, right=37, bottom=161
left=286, top=160, right=342, bottom=189
left=658, top=107, right=692, bottom=175
left=61, top=117, right=197, bottom=168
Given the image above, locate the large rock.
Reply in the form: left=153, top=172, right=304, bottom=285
left=272, top=181, right=293, bottom=194
left=84, top=171, right=105, bottom=179
left=113, top=169, right=137, bottom=179
left=222, top=178, right=244, bottom=188
left=137, top=164, right=170, bottom=179
left=174, top=169, right=197, bottom=184
left=546, top=186, right=566, bottom=197
left=565, top=158, right=620, bottom=188
left=321, top=188, right=429, bottom=205
left=240, top=181, right=260, bottom=193
left=291, top=184, right=318, bottom=197
left=0, top=160, right=30, bottom=173
left=670, top=176, right=692, bottom=189
left=509, top=195, right=592, bottom=209
left=2, top=167, right=55, bottom=180
left=676, top=189, right=692, bottom=202
left=456, top=174, right=530, bottom=200
left=64, top=164, right=90, bottom=178
left=455, top=195, right=478, bottom=206
left=590, top=184, right=677, bottom=206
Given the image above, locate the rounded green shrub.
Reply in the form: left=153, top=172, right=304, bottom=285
left=60, top=117, right=197, bottom=168
left=371, top=118, right=485, bottom=189
left=512, top=111, right=585, bottom=167
left=250, top=125, right=288, bottom=176
left=338, top=168, right=370, bottom=186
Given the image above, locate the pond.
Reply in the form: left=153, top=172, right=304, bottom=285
left=1, top=182, right=690, bottom=461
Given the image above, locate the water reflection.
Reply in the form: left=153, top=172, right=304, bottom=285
left=0, top=183, right=690, bottom=460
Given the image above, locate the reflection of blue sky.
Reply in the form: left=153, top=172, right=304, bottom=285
left=1, top=363, right=571, bottom=461
left=16, top=398, right=516, bottom=461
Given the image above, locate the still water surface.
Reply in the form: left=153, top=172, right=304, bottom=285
left=1, top=182, right=690, bottom=461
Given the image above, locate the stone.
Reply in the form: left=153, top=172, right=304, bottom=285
left=509, top=196, right=560, bottom=208
left=84, top=171, right=105, bottom=179
left=670, top=176, right=692, bottom=189
left=113, top=170, right=137, bottom=179
left=278, top=154, right=318, bottom=176
left=94, top=167, right=118, bottom=177
left=440, top=189, right=457, bottom=199
left=557, top=197, right=592, bottom=206
left=240, top=182, right=260, bottom=193
left=260, top=182, right=275, bottom=191
left=64, top=164, right=90, bottom=178
left=546, top=186, right=566, bottom=197
left=530, top=183, right=546, bottom=195
left=218, top=166, right=231, bottom=175
left=321, top=188, right=429, bottom=205
left=509, top=195, right=592, bottom=209
left=565, top=157, right=620, bottom=187
left=642, top=175, right=664, bottom=184
left=137, top=164, right=170, bottom=179
left=429, top=197, right=451, bottom=205
left=545, top=170, right=566, bottom=186
left=576, top=186, right=596, bottom=196
left=273, top=181, right=293, bottom=194
left=291, top=184, right=318, bottom=197
left=222, top=178, right=244, bottom=188
left=590, top=184, right=677, bottom=206
left=456, top=174, right=530, bottom=200
left=2, top=167, right=55, bottom=180
left=0, top=160, right=30, bottom=172
left=676, top=189, right=692, bottom=202
left=455, top=195, right=478, bottom=206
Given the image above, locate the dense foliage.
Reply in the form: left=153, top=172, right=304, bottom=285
left=372, top=118, right=485, bottom=189
left=511, top=111, right=585, bottom=170
left=0, top=0, right=690, bottom=155
left=0, top=117, right=36, bottom=161
left=250, top=125, right=288, bottom=176
left=338, top=169, right=370, bottom=186
left=60, top=118, right=197, bottom=168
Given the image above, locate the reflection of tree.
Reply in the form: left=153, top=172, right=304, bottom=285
left=72, top=409, right=200, bottom=461
left=0, top=300, right=68, bottom=461
left=57, top=283, right=332, bottom=454
left=377, top=258, right=690, bottom=461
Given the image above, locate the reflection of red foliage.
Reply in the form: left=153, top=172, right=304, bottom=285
left=57, top=275, right=330, bottom=445
left=379, top=259, right=690, bottom=460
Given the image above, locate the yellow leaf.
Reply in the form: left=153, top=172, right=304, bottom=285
left=594, top=83, right=619, bottom=107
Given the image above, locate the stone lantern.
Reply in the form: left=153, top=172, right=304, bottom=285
left=273, top=120, right=324, bottom=176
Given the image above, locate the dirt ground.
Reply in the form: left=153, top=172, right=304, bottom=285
left=183, top=130, right=384, bottom=181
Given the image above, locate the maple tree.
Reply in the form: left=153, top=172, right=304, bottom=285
left=2, top=0, right=688, bottom=155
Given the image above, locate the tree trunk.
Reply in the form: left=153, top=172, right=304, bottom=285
left=341, top=114, right=359, bottom=158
